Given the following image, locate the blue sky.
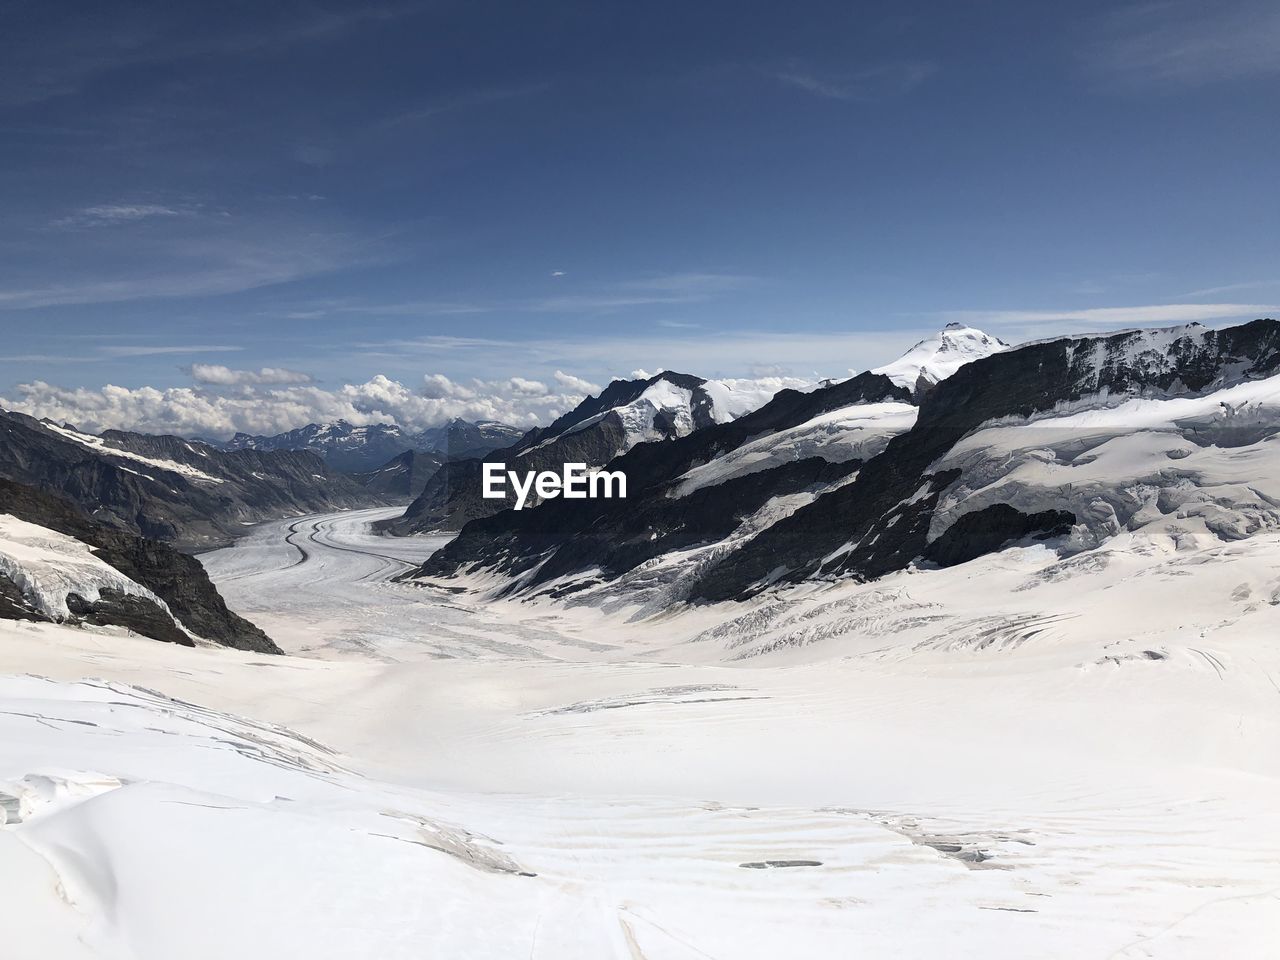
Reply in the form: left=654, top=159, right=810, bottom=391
left=1, top=0, right=1278, bottom=435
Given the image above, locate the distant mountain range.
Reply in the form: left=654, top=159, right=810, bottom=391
left=403, top=319, right=1280, bottom=610
left=0, top=410, right=387, bottom=551
left=220, top=418, right=525, bottom=474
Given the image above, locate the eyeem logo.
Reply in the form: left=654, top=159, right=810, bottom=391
left=482, top=462, right=627, bottom=511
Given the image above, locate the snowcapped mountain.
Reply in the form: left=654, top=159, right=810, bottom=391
left=383, top=371, right=794, bottom=534
left=407, top=318, right=1280, bottom=609
left=416, top=418, right=525, bottom=458
left=0, top=477, right=278, bottom=652
left=224, top=420, right=418, bottom=473
left=225, top=417, right=523, bottom=473
left=872, top=323, right=1008, bottom=396
left=0, top=411, right=387, bottom=550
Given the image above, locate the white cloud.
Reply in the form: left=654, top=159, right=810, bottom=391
left=0, top=371, right=607, bottom=440
left=421, top=373, right=477, bottom=400
left=52, top=204, right=187, bottom=229
left=189, top=364, right=313, bottom=386
left=1084, top=0, right=1280, bottom=91
left=553, top=370, right=600, bottom=393
left=508, top=377, right=548, bottom=397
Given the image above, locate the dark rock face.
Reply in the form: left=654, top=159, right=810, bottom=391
left=0, top=573, right=48, bottom=622
left=923, top=504, right=1075, bottom=568
left=687, top=319, right=1280, bottom=600
left=0, top=411, right=387, bottom=550
left=384, top=372, right=736, bottom=535
left=411, top=371, right=912, bottom=581
left=65, top=589, right=193, bottom=646
left=413, top=319, right=1280, bottom=602
left=0, top=478, right=281, bottom=653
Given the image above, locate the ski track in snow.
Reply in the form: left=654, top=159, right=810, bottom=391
left=2, top=508, right=1279, bottom=958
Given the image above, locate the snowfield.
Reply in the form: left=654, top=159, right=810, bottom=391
left=933, top=373, right=1280, bottom=549
left=0, top=515, right=169, bottom=622
left=3, top=507, right=1280, bottom=958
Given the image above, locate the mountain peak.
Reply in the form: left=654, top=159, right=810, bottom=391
left=873, top=325, right=1009, bottom=394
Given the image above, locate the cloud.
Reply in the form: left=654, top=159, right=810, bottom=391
left=0, top=371, right=599, bottom=440
left=508, top=377, right=548, bottom=397
left=553, top=370, right=600, bottom=393
left=0, top=210, right=387, bottom=310
left=380, top=81, right=552, bottom=127
left=526, top=272, right=758, bottom=313
left=0, top=366, right=817, bottom=441
left=421, top=373, right=477, bottom=400
left=51, top=204, right=188, bottom=229
left=100, top=344, right=243, bottom=358
left=0, top=3, right=427, bottom=107
left=189, top=364, right=313, bottom=386
left=1083, top=0, right=1280, bottom=91
left=771, top=60, right=937, bottom=102
left=940, top=302, right=1276, bottom=329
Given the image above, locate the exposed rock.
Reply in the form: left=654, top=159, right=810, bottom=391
left=65, top=588, right=193, bottom=646
left=0, top=478, right=281, bottom=653
left=923, top=504, right=1075, bottom=568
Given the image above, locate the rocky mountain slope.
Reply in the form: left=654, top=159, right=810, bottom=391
left=0, top=477, right=279, bottom=652
left=417, top=418, right=525, bottom=458
left=0, top=411, right=387, bottom=550
left=350, top=449, right=442, bottom=500
left=383, top=371, right=791, bottom=534
left=408, top=320, right=1280, bottom=608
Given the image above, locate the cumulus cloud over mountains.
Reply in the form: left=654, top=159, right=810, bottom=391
left=0, top=372, right=592, bottom=438
left=0, top=368, right=801, bottom=439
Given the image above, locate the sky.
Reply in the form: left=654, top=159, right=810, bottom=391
left=1, top=0, right=1278, bottom=437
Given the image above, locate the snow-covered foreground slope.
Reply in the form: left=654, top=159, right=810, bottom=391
left=3, top=509, right=1280, bottom=958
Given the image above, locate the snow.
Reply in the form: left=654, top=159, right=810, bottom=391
left=873, top=324, right=1008, bottom=391
left=527, top=376, right=806, bottom=458
left=674, top=402, right=918, bottom=496
left=4, top=505, right=1280, bottom=957
left=0, top=515, right=169, bottom=621
left=930, top=373, right=1280, bottom=548
left=700, top=377, right=811, bottom=423
left=39, top=422, right=225, bottom=484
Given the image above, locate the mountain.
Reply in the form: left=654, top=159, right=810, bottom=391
left=351, top=449, right=443, bottom=501
left=223, top=417, right=524, bottom=474
left=0, top=411, right=388, bottom=551
left=381, top=371, right=792, bottom=534
left=223, top=420, right=418, bottom=473
left=0, top=477, right=280, bottom=653
left=416, top=418, right=525, bottom=458
left=405, top=320, right=1280, bottom=608
left=872, top=322, right=1009, bottom=397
